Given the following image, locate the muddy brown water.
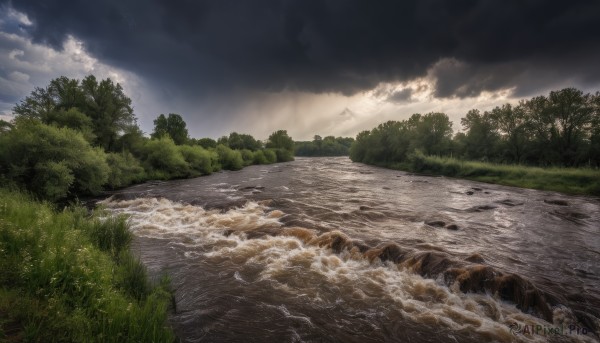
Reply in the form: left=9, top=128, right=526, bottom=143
left=99, top=157, right=600, bottom=343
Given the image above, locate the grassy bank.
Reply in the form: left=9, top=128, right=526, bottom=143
left=0, top=189, right=175, bottom=342
left=384, top=152, right=600, bottom=196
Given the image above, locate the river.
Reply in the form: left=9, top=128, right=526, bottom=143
left=100, top=157, right=600, bottom=343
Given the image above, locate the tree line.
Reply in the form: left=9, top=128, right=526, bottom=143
left=350, top=87, right=600, bottom=168
left=0, top=75, right=295, bottom=201
left=295, top=135, right=354, bottom=156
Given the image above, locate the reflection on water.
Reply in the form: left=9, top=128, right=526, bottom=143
left=100, top=157, right=600, bottom=342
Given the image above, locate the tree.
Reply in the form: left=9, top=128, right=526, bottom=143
left=239, top=133, right=262, bottom=150
left=349, top=130, right=370, bottom=162
left=13, top=76, right=85, bottom=121
left=151, top=113, right=189, bottom=145
left=266, top=130, right=294, bottom=152
left=460, top=109, right=499, bottom=160
left=114, top=125, right=147, bottom=156
left=589, top=92, right=600, bottom=166
left=46, top=108, right=96, bottom=142
left=489, top=104, right=530, bottom=163
left=295, top=136, right=354, bottom=156
left=80, top=75, right=135, bottom=151
left=414, top=112, right=453, bottom=155
left=521, top=95, right=555, bottom=164
left=546, top=88, right=595, bottom=165
left=195, top=137, right=217, bottom=149
left=12, top=86, right=56, bottom=121
left=152, top=114, right=168, bottom=138
left=522, top=88, right=596, bottom=165
left=314, top=135, right=323, bottom=149
left=217, top=136, right=229, bottom=146
left=13, top=75, right=136, bottom=151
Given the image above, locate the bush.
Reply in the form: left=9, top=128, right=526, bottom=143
left=274, top=148, right=294, bottom=162
left=215, top=144, right=244, bottom=170
left=0, top=119, right=110, bottom=200
left=252, top=150, right=269, bottom=164
left=208, top=148, right=222, bottom=172
left=106, top=151, right=145, bottom=189
left=141, top=136, right=190, bottom=178
left=32, top=161, right=75, bottom=201
left=263, top=149, right=277, bottom=164
left=178, top=144, right=213, bottom=175
left=240, top=149, right=255, bottom=166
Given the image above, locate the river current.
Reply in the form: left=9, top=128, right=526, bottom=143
left=99, top=157, right=600, bottom=342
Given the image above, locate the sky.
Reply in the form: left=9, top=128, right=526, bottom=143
left=1, top=0, right=599, bottom=141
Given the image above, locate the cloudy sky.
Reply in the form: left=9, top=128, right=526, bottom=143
left=1, top=1, right=599, bottom=140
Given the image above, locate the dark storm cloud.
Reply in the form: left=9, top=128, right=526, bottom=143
left=6, top=0, right=600, bottom=98
left=387, top=89, right=413, bottom=103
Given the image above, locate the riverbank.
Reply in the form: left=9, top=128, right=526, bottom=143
left=0, top=189, right=175, bottom=342
left=380, top=152, right=600, bottom=196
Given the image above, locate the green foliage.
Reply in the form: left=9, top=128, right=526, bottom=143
left=0, top=119, right=110, bottom=200
left=226, top=132, right=263, bottom=150
left=141, top=136, right=190, bottom=179
left=114, top=125, right=148, bottom=156
left=240, top=149, right=255, bottom=166
left=252, top=150, right=269, bottom=164
left=351, top=89, right=600, bottom=194
left=193, top=137, right=217, bottom=149
left=352, top=88, right=600, bottom=169
left=32, top=161, right=75, bottom=201
left=295, top=135, right=354, bottom=156
left=274, top=148, right=294, bottom=162
left=6, top=74, right=303, bottom=201
left=81, top=76, right=136, bottom=151
left=106, top=151, right=146, bottom=189
left=455, top=87, right=599, bottom=166
left=349, top=113, right=453, bottom=165
left=266, top=130, right=294, bottom=153
left=263, top=149, right=277, bottom=164
left=178, top=144, right=214, bottom=175
left=14, top=75, right=135, bottom=151
left=460, top=109, right=500, bottom=160
left=0, top=189, right=175, bottom=342
left=215, top=144, right=244, bottom=170
left=46, top=108, right=96, bottom=142
left=410, top=112, right=454, bottom=155
left=152, top=113, right=189, bottom=145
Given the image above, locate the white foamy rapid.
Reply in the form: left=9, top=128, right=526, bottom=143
left=100, top=196, right=597, bottom=343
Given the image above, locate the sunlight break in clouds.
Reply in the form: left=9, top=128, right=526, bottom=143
left=0, top=8, right=153, bottom=125
left=0, top=32, right=143, bottom=112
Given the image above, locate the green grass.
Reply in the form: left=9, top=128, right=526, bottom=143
left=385, top=152, right=600, bottom=196
left=0, top=189, right=176, bottom=342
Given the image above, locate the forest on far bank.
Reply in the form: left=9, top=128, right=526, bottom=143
left=295, top=136, right=354, bottom=156
left=350, top=87, right=600, bottom=168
